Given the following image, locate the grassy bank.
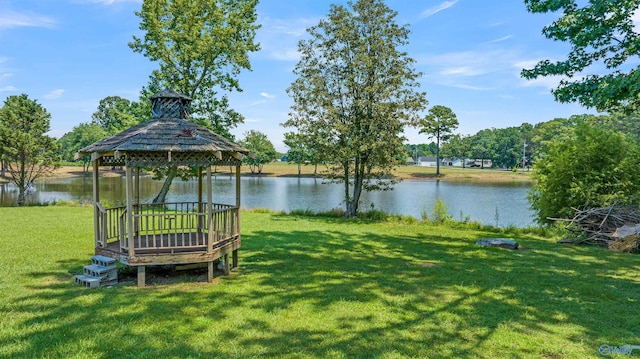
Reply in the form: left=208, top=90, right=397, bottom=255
left=0, top=206, right=637, bottom=358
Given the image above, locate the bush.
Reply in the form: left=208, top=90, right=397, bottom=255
left=529, top=122, right=640, bottom=224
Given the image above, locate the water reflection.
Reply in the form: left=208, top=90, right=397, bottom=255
left=1, top=175, right=535, bottom=227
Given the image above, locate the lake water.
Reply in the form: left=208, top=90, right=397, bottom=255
left=0, top=175, right=535, bottom=227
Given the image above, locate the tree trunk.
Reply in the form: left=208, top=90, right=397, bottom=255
left=17, top=188, right=25, bottom=206
left=297, top=160, right=301, bottom=176
left=436, top=137, right=441, bottom=176
left=344, top=160, right=365, bottom=218
left=152, top=166, right=178, bottom=204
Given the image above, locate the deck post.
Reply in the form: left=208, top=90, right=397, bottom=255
left=207, top=166, right=213, bottom=253
left=134, top=167, right=140, bottom=235
left=126, top=166, right=135, bottom=257
left=224, top=253, right=230, bottom=275
left=197, top=167, right=203, bottom=233
left=92, top=160, right=100, bottom=248
left=138, top=266, right=145, bottom=287
left=232, top=250, right=238, bottom=269
left=235, top=165, right=241, bottom=270
left=208, top=261, right=214, bottom=282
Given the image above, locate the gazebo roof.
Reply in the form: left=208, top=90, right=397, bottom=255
left=77, top=88, right=252, bottom=167
left=77, top=117, right=252, bottom=167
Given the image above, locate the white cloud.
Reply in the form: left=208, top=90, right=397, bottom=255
left=439, top=66, right=486, bottom=77
left=486, top=35, right=513, bottom=44
left=419, top=48, right=557, bottom=91
left=260, top=92, right=275, bottom=99
left=449, top=83, right=491, bottom=91
left=269, top=49, right=300, bottom=62
left=0, top=9, right=56, bottom=30
left=0, top=85, right=17, bottom=92
left=258, top=17, right=316, bottom=62
left=423, top=49, right=520, bottom=78
left=43, top=89, right=65, bottom=99
left=250, top=99, right=267, bottom=106
left=420, top=1, right=458, bottom=18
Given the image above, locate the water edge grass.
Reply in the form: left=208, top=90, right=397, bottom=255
left=0, top=206, right=638, bottom=358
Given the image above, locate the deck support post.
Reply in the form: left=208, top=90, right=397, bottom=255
left=232, top=250, right=238, bottom=269
left=224, top=254, right=230, bottom=275
left=208, top=261, right=214, bottom=282
left=138, top=266, right=145, bottom=287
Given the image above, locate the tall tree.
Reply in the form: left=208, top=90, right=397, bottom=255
left=129, top=0, right=260, bottom=203
left=0, top=94, right=59, bottom=205
left=284, top=0, right=426, bottom=217
left=418, top=105, right=458, bottom=175
left=240, top=130, right=277, bottom=174
left=521, top=0, right=640, bottom=112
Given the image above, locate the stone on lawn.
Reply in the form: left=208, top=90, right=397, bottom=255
left=476, top=238, right=519, bottom=250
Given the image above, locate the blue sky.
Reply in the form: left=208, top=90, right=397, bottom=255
left=1, top=0, right=600, bottom=152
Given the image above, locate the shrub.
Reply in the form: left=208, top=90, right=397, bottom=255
left=529, top=122, right=640, bottom=224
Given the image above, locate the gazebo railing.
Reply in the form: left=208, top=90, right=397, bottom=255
left=96, top=201, right=239, bottom=254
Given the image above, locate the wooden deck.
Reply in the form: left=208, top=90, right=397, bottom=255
left=94, top=201, right=240, bottom=267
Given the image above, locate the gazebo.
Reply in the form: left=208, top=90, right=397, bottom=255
left=76, top=89, right=252, bottom=287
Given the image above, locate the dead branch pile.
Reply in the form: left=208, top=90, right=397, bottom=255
left=553, top=204, right=640, bottom=253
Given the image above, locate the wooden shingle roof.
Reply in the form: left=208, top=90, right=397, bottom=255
left=77, top=89, right=252, bottom=167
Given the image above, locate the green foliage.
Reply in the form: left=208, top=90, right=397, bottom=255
left=432, top=197, right=452, bottom=223
left=440, top=134, right=470, bottom=166
left=529, top=121, right=640, bottom=223
left=284, top=0, right=427, bottom=217
left=129, top=0, right=260, bottom=138
left=0, top=94, right=60, bottom=205
left=91, top=96, right=145, bottom=135
left=57, top=123, right=108, bottom=171
left=522, top=0, right=640, bottom=112
left=469, top=129, right=495, bottom=168
left=283, top=131, right=317, bottom=176
left=240, top=130, right=277, bottom=174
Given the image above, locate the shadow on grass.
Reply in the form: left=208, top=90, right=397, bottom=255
left=3, top=214, right=639, bottom=358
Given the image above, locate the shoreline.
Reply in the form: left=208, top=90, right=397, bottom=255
left=49, top=163, right=533, bottom=184
left=1, top=163, right=534, bottom=184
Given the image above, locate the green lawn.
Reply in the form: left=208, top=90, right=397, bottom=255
left=0, top=206, right=638, bottom=358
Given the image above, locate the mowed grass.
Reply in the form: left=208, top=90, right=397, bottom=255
left=0, top=206, right=638, bottom=358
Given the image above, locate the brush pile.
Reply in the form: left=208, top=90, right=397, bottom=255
left=554, top=204, right=640, bottom=253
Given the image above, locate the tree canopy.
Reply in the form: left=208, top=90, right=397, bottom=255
left=0, top=94, right=59, bottom=205
left=57, top=123, right=107, bottom=172
left=91, top=96, right=145, bottom=135
left=240, top=130, right=277, bottom=174
left=521, top=0, right=640, bottom=112
left=284, top=0, right=426, bottom=217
